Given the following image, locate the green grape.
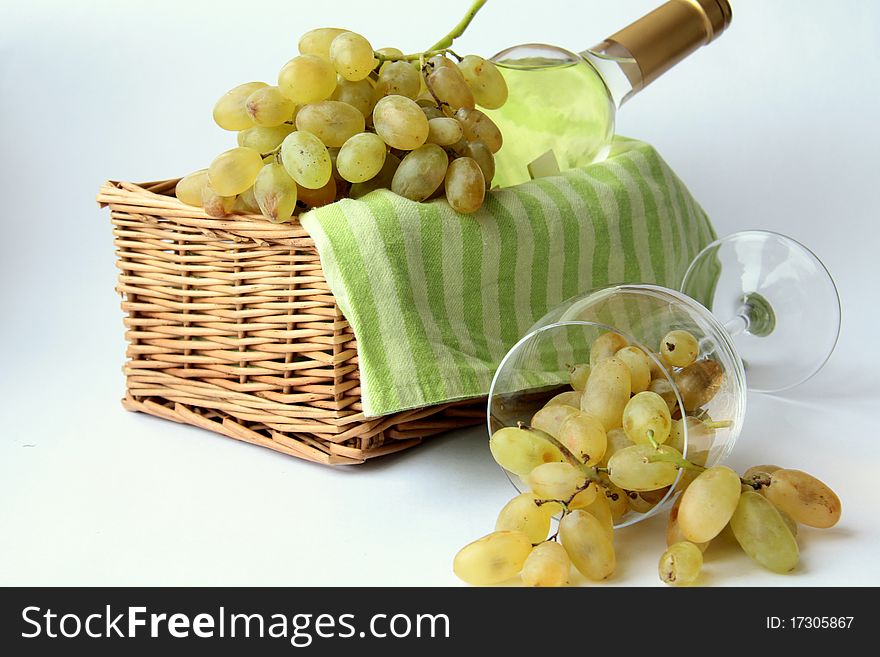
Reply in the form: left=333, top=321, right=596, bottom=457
left=521, top=541, right=570, bottom=587
left=603, top=482, right=629, bottom=520
left=568, top=482, right=598, bottom=511
left=607, top=444, right=680, bottom=491
left=526, top=462, right=586, bottom=501
left=778, top=508, right=799, bottom=537
left=666, top=496, right=709, bottom=551
left=673, top=360, right=723, bottom=411
left=599, top=427, right=634, bottom=468
left=489, top=426, right=564, bottom=477
left=421, top=104, right=445, bottom=121
left=622, top=391, right=672, bottom=445
left=297, top=177, right=337, bottom=208
left=658, top=541, right=703, bottom=586
left=175, top=169, right=209, bottom=207
left=647, top=377, right=678, bottom=414
left=201, top=184, right=235, bottom=217
left=660, top=330, right=700, bottom=368
left=349, top=152, right=401, bottom=198
left=741, top=464, right=781, bottom=489
left=667, top=417, right=714, bottom=466
left=375, top=60, right=420, bottom=99
left=426, top=117, right=464, bottom=146
left=569, top=363, right=591, bottom=391
left=278, top=55, right=337, bottom=105
left=574, top=485, right=614, bottom=540
left=730, top=491, right=799, bottom=573
left=462, top=140, right=495, bottom=189
left=331, top=77, right=376, bottom=118
left=373, top=95, right=429, bottom=150
left=457, top=55, right=508, bottom=109
left=615, top=346, right=651, bottom=394
left=453, top=531, right=533, bottom=586
left=557, top=411, right=607, bottom=466
left=208, top=147, right=264, bottom=196
left=329, top=31, right=376, bottom=82
left=237, top=124, right=297, bottom=154
left=391, top=143, right=448, bottom=201
left=764, top=469, right=841, bottom=528
left=454, top=107, right=502, bottom=154
left=647, top=350, right=671, bottom=380
left=336, top=132, right=387, bottom=183
left=495, top=493, right=556, bottom=543
left=678, top=466, right=742, bottom=543
left=253, top=162, right=298, bottom=223
left=280, top=131, right=332, bottom=190
left=559, top=510, right=616, bottom=580
left=626, top=491, right=656, bottom=514
left=298, top=27, right=347, bottom=59
left=444, top=156, right=485, bottom=213
left=295, top=100, right=365, bottom=147
left=427, top=60, right=475, bottom=110
left=213, top=81, right=267, bottom=131
left=581, top=356, right=631, bottom=430
left=244, top=85, right=296, bottom=127
left=546, top=390, right=581, bottom=408
left=530, top=404, right=579, bottom=439
left=376, top=47, right=404, bottom=69
left=234, top=185, right=260, bottom=214
left=589, top=332, right=629, bottom=369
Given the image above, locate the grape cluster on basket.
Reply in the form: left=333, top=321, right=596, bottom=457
left=174, top=27, right=509, bottom=222
left=455, top=329, right=842, bottom=586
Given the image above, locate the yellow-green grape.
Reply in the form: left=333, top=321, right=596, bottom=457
left=730, top=491, right=799, bottom=573
left=778, top=508, right=799, bottom=537
left=295, top=100, right=365, bottom=148
left=581, top=356, right=631, bottom=430
left=421, top=103, right=445, bottom=120
left=237, top=124, right=296, bottom=154
left=546, top=390, right=582, bottom=408
left=457, top=54, right=508, bottom=109
left=678, top=466, right=742, bottom=543
left=349, top=152, right=401, bottom=199
left=568, top=482, right=598, bottom=511
left=244, top=86, right=296, bottom=127
left=175, top=169, right=209, bottom=206
left=298, top=27, right=347, bottom=59
left=531, top=403, right=578, bottom=438
left=569, top=364, right=591, bottom=391
left=660, top=330, right=700, bottom=368
left=280, top=131, right=332, bottom=190
left=668, top=417, right=714, bottom=466
left=742, top=464, right=782, bottom=489
left=600, top=427, right=634, bottom=468
left=526, top=462, right=587, bottom=500
left=647, top=350, right=671, bottom=380
left=372, top=95, right=429, bottom=150
left=628, top=491, right=661, bottom=514
left=764, top=469, right=841, bottom=528
left=208, top=147, right=264, bottom=196
left=444, top=156, right=485, bottom=214
left=557, top=411, right=607, bottom=466
left=329, top=31, right=376, bottom=82
left=521, top=541, right=570, bottom=587
left=426, top=117, right=464, bottom=146
left=575, top=485, right=614, bottom=541
left=673, top=360, right=724, bottom=411
left=622, top=391, right=672, bottom=445
left=213, top=81, right=267, bottom=131
left=201, top=184, right=235, bottom=218
left=666, top=496, right=709, bottom=551
left=495, top=493, right=556, bottom=543
left=453, top=531, right=532, bottom=586
left=233, top=186, right=260, bottom=214
left=375, top=60, right=420, bottom=99
left=253, top=163, right=298, bottom=223
left=463, top=140, right=496, bottom=189
left=615, top=346, right=651, bottom=393
left=659, top=541, right=703, bottom=586
left=297, top=177, right=337, bottom=208
left=607, top=444, right=681, bottom=491
left=336, top=132, right=387, bottom=183
left=330, top=77, right=375, bottom=118
left=427, top=61, right=476, bottom=111
left=603, top=482, right=629, bottom=520
left=376, top=47, right=405, bottom=70
left=454, top=107, right=502, bottom=154
left=489, top=426, right=564, bottom=477
left=647, top=377, right=678, bottom=414
left=559, top=510, right=616, bottom=581
left=391, top=143, right=448, bottom=201
left=278, top=55, right=337, bottom=105
left=589, top=332, right=629, bottom=369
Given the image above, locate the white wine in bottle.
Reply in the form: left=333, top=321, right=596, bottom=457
left=485, top=0, right=732, bottom=187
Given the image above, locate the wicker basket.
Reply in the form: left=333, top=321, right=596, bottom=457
left=97, top=179, right=486, bottom=465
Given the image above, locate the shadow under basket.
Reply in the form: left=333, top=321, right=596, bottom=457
left=97, top=179, right=485, bottom=465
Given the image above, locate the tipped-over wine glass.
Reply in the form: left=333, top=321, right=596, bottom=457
left=487, top=230, right=841, bottom=527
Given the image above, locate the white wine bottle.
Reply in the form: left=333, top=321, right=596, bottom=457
left=485, top=0, right=732, bottom=187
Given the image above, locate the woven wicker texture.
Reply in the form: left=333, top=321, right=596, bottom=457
left=97, top=180, right=485, bottom=465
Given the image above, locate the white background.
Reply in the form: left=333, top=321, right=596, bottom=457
left=1, top=0, right=879, bottom=586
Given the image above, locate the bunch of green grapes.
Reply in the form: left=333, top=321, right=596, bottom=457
left=174, top=27, right=509, bottom=222
left=454, top=329, right=842, bottom=586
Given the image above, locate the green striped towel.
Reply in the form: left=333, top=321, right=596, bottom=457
left=300, top=137, right=716, bottom=417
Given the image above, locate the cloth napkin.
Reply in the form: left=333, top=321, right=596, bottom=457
left=300, top=138, right=716, bottom=417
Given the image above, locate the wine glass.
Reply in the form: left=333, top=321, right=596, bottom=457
left=487, top=230, right=840, bottom=526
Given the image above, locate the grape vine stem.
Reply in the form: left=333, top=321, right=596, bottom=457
left=429, top=0, right=490, bottom=50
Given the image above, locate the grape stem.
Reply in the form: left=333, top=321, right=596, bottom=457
left=644, top=450, right=706, bottom=473
left=373, top=48, right=461, bottom=63
left=429, top=0, right=490, bottom=50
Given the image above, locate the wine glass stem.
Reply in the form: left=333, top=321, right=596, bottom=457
left=723, top=311, right=750, bottom=339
